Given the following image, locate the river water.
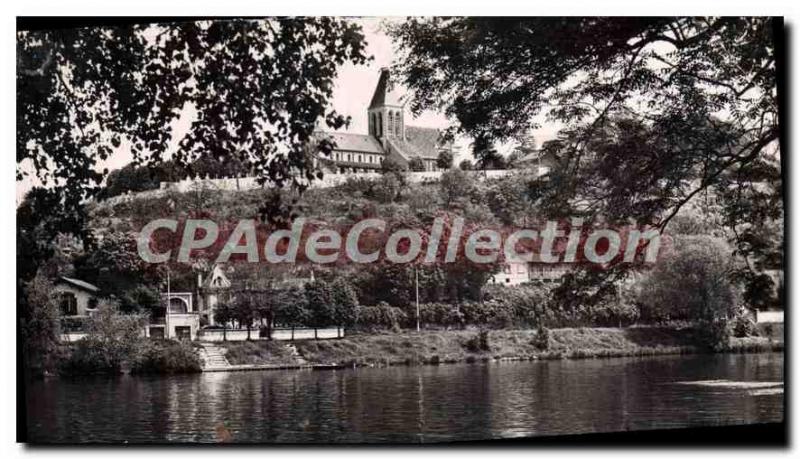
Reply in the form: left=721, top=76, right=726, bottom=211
left=25, top=352, right=783, bottom=443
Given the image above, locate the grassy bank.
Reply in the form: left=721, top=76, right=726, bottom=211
left=220, top=327, right=783, bottom=368
left=219, top=340, right=300, bottom=366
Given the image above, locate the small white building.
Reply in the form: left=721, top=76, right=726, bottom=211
left=491, top=261, right=572, bottom=286
left=54, top=277, right=100, bottom=341
left=146, top=292, right=200, bottom=340
left=53, top=277, right=100, bottom=316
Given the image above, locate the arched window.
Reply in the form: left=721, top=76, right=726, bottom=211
left=169, top=297, right=188, bottom=314
left=369, top=114, right=374, bottom=136
left=59, top=292, right=78, bottom=316
left=387, top=112, right=394, bottom=137
left=378, top=113, right=383, bottom=137
left=358, top=155, right=363, bottom=163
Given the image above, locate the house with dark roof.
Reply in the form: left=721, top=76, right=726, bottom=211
left=316, top=68, right=453, bottom=173
left=54, top=276, right=100, bottom=317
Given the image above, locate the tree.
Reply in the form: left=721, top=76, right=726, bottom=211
left=484, top=173, right=538, bottom=226
left=330, top=278, right=359, bottom=337
left=304, top=280, right=336, bottom=339
left=17, top=19, right=369, bottom=295
left=83, top=300, right=148, bottom=369
left=372, top=173, right=403, bottom=203
left=274, top=287, right=310, bottom=341
left=99, top=163, right=161, bottom=199
left=20, top=273, right=61, bottom=375
left=472, top=136, right=506, bottom=170
left=436, top=150, right=454, bottom=169
left=408, top=157, right=426, bottom=172
left=19, top=19, right=368, bottom=200
left=74, top=230, right=160, bottom=309
left=231, top=292, right=258, bottom=340
left=381, top=154, right=407, bottom=175
left=390, top=18, right=780, bottom=297
left=507, top=133, right=537, bottom=169
left=458, top=159, right=474, bottom=171
left=638, top=236, right=739, bottom=348
left=17, top=187, right=91, bottom=284
left=439, top=168, right=477, bottom=209
left=118, top=285, right=161, bottom=315
left=213, top=302, right=233, bottom=341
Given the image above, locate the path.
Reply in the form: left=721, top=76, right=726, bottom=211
left=199, top=343, right=231, bottom=370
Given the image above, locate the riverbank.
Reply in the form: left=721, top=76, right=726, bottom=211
left=218, top=326, right=783, bottom=370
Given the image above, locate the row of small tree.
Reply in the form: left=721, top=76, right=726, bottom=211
left=212, top=278, right=358, bottom=341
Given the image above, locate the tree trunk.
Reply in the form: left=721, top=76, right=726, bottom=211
left=314, top=328, right=318, bottom=340
left=246, top=325, right=251, bottom=341
left=291, top=326, right=295, bottom=341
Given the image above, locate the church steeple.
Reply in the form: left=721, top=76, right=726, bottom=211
left=368, top=67, right=404, bottom=143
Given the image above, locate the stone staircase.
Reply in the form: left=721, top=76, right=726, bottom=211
left=199, top=343, right=231, bottom=370
left=285, top=343, right=308, bottom=365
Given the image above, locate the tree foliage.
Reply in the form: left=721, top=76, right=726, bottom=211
left=19, top=19, right=368, bottom=195
left=639, top=236, right=739, bottom=346
left=20, top=273, right=61, bottom=374
left=436, top=149, right=454, bottom=169
left=390, top=17, right=779, bottom=226
left=390, top=17, right=781, bottom=304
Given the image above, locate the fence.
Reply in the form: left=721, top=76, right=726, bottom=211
left=197, top=327, right=343, bottom=342
left=157, top=169, right=514, bottom=193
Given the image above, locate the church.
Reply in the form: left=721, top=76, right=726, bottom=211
left=315, top=67, right=453, bottom=174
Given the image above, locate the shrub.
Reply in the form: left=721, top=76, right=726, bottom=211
left=418, top=302, right=464, bottom=328
left=532, top=324, right=550, bottom=350
left=732, top=313, right=759, bottom=338
left=356, top=302, right=408, bottom=330
left=59, top=338, right=123, bottom=375
left=638, top=236, right=738, bottom=327
left=702, top=319, right=731, bottom=351
left=464, top=329, right=490, bottom=352
left=132, top=340, right=202, bottom=374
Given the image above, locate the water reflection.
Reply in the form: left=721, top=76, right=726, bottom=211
left=25, top=352, right=783, bottom=443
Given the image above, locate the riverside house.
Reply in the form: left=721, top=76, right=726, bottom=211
left=54, top=277, right=99, bottom=342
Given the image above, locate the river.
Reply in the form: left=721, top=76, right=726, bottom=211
left=24, top=352, right=783, bottom=443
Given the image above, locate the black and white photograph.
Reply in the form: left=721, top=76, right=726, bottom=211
left=14, top=8, right=787, bottom=447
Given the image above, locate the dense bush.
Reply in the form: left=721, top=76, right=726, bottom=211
left=731, top=311, right=759, bottom=338
left=131, top=340, right=202, bottom=374
left=417, top=302, right=464, bottom=328
left=638, top=236, right=739, bottom=347
left=464, top=329, right=490, bottom=352
left=355, top=303, right=408, bottom=330
left=460, top=300, right=516, bottom=328
left=531, top=324, right=550, bottom=350
left=58, top=338, right=123, bottom=375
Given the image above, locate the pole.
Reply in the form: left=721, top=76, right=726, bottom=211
left=165, top=267, right=170, bottom=339
left=415, top=266, right=420, bottom=332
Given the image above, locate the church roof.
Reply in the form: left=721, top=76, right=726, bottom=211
left=405, top=126, right=444, bottom=159
left=369, top=68, right=405, bottom=109
left=322, top=132, right=385, bottom=154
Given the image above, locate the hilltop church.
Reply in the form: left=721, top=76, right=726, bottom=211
left=315, top=68, right=453, bottom=174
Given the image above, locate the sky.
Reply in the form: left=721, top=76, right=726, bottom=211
left=17, top=17, right=559, bottom=204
